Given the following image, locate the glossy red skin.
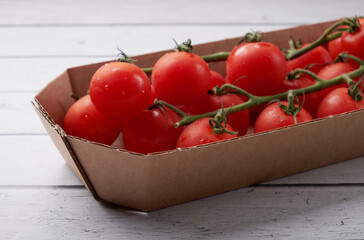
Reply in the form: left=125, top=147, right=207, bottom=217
left=254, top=101, right=313, bottom=133
left=282, top=76, right=324, bottom=118
left=63, top=95, right=123, bottom=145
left=123, top=108, right=183, bottom=154
left=147, top=85, right=158, bottom=107
left=328, top=37, right=343, bottom=60
left=286, top=43, right=332, bottom=74
left=317, top=88, right=364, bottom=118
left=189, top=94, right=250, bottom=136
left=341, top=18, right=364, bottom=66
left=209, top=70, right=227, bottom=90
left=152, top=52, right=211, bottom=106
left=226, top=42, right=286, bottom=96
left=317, top=62, right=356, bottom=97
left=176, top=118, right=237, bottom=148
left=89, top=62, right=151, bottom=120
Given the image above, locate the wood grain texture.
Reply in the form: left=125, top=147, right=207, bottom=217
left=0, top=58, right=109, bottom=92
left=1, top=0, right=364, bottom=238
left=0, top=136, right=81, bottom=186
left=0, top=25, right=288, bottom=57
left=0, top=0, right=362, bottom=25
left=1, top=186, right=364, bottom=239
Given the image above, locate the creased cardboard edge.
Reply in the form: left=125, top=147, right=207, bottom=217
left=31, top=94, right=99, bottom=200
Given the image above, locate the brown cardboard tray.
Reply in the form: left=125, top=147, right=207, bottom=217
left=32, top=19, right=364, bottom=212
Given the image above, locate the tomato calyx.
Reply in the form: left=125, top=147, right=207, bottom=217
left=209, top=108, right=238, bottom=136
left=116, top=49, right=137, bottom=63
left=346, top=75, right=364, bottom=102
left=344, top=17, right=361, bottom=34
left=173, top=38, right=193, bottom=53
left=70, top=93, right=81, bottom=101
left=274, top=90, right=303, bottom=124
left=208, top=85, right=238, bottom=96
left=286, top=64, right=319, bottom=81
left=237, top=31, right=262, bottom=45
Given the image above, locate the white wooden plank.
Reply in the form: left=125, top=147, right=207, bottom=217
left=0, top=0, right=362, bottom=25
left=0, top=58, right=110, bottom=92
left=1, top=186, right=364, bottom=239
left=0, top=93, right=46, bottom=134
left=1, top=134, right=364, bottom=186
left=0, top=136, right=82, bottom=186
left=0, top=25, right=289, bottom=57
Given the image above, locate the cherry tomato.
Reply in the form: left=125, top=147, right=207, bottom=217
left=341, top=18, right=364, bottom=66
left=89, top=62, right=151, bottom=120
left=317, top=62, right=356, bottom=97
left=189, top=94, right=250, bottom=136
left=254, top=101, right=313, bottom=133
left=147, top=85, right=158, bottom=107
left=286, top=43, right=332, bottom=74
left=226, top=42, right=286, bottom=96
left=282, top=76, right=324, bottom=118
left=151, top=52, right=211, bottom=106
left=176, top=118, right=237, bottom=148
left=63, top=95, right=123, bottom=145
left=123, top=108, right=183, bottom=154
left=316, top=87, right=364, bottom=118
left=209, top=70, right=227, bottom=90
left=328, top=37, right=343, bottom=60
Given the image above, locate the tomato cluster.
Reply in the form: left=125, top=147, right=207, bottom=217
left=63, top=18, right=364, bottom=155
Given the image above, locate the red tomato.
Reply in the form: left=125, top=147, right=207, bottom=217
left=89, top=62, right=151, bottom=120
left=147, top=85, right=158, bottom=107
left=123, top=108, right=183, bottom=154
left=226, top=42, right=286, bottom=96
left=341, top=18, right=364, bottom=66
left=328, top=37, right=343, bottom=60
left=282, top=76, right=324, bottom=118
left=317, top=87, right=364, bottom=118
left=254, top=101, right=313, bottom=133
left=151, top=52, right=211, bottom=106
left=63, top=95, right=123, bottom=145
left=209, top=70, right=227, bottom=90
left=189, top=94, right=250, bottom=136
left=317, top=62, right=356, bottom=97
left=176, top=118, right=237, bottom=148
left=286, top=43, right=332, bottom=74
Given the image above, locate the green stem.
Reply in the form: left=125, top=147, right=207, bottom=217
left=174, top=54, right=364, bottom=127
left=154, top=100, right=188, bottom=117
left=285, top=18, right=356, bottom=60
left=201, top=51, right=230, bottom=62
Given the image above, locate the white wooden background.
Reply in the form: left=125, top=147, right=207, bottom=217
left=1, top=0, right=364, bottom=239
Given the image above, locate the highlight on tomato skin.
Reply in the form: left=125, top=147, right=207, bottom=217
left=226, top=42, right=287, bottom=97
left=89, top=62, right=151, bottom=120
left=122, top=108, right=184, bottom=154
left=63, top=95, right=123, bottom=145
left=316, top=88, right=364, bottom=118
left=151, top=51, right=211, bottom=107
left=176, top=118, right=238, bottom=149
left=254, top=101, right=313, bottom=133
